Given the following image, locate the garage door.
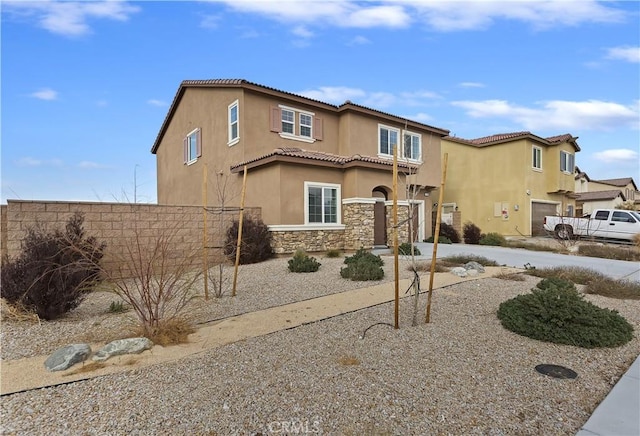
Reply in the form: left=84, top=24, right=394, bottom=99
left=531, top=202, right=558, bottom=236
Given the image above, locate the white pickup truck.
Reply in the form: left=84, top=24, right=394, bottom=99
left=543, top=209, right=640, bottom=241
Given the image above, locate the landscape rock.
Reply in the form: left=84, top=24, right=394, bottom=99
left=93, top=338, right=154, bottom=362
left=467, top=269, right=480, bottom=277
left=450, top=267, right=468, bottom=277
left=464, top=261, right=485, bottom=273
left=44, top=344, right=91, bottom=372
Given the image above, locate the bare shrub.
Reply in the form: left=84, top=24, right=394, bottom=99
left=73, top=218, right=202, bottom=340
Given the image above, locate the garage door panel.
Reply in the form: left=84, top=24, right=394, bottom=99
left=532, top=202, right=558, bottom=236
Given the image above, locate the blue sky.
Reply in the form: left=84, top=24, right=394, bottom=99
left=2, top=0, right=639, bottom=204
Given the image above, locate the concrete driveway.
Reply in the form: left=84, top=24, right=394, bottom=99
left=374, top=242, right=640, bottom=282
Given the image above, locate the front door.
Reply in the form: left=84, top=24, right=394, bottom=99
left=374, top=201, right=387, bottom=246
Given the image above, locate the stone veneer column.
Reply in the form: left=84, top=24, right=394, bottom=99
left=385, top=203, right=410, bottom=246
left=342, top=199, right=375, bottom=251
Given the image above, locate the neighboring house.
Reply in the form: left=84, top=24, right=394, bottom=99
left=151, top=79, right=449, bottom=253
left=574, top=168, right=639, bottom=214
left=438, top=131, right=580, bottom=237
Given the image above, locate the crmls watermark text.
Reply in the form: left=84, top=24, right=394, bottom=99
left=267, top=418, right=321, bottom=434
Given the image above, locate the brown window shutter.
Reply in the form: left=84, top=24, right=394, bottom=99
left=196, top=128, right=202, bottom=158
left=270, top=106, right=282, bottom=132
left=183, top=137, right=188, bottom=164
left=313, top=116, right=323, bottom=140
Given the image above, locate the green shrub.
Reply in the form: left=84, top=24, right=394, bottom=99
left=463, top=222, right=482, bottom=244
left=325, top=249, right=342, bottom=258
left=0, top=213, right=106, bottom=320
left=497, top=277, right=634, bottom=348
left=425, top=236, right=452, bottom=244
left=439, top=223, right=460, bottom=243
left=340, top=248, right=384, bottom=281
left=398, top=242, right=421, bottom=256
left=108, top=300, right=127, bottom=313
left=288, top=249, right=321, bottom=273
left=479, top=232, right=506, bottom=246
left=224, top=216, right=273, bottom=264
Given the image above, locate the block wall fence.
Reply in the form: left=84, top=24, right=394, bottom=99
left=0, top=200, right=261, bottom=276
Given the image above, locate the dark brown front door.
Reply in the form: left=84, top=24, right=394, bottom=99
left=374, top=201, right=387, bottom=246
left=410, top=205, right=419, bottom=242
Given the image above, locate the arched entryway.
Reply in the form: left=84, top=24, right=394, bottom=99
left=372, top=187, right=388, bottom=246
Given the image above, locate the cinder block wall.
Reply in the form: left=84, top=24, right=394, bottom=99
left=1, top=200, right=260, bottom=277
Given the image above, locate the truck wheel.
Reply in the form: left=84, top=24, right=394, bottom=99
left=555, top=225, right=573, bottom=240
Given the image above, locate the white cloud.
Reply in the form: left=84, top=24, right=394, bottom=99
left=200, top=14, right=220, bottom=29
left=592, top=149, right=639, bottom=164
left=348, top=35, right=371, bottom=46
left=16, top=157, right=64, bottom=167
left=298, top=86, right=367, bottom=104
left=210, top=0, right=624, bottom=31
left=404, top=112, right=434, bottom=123
left=147, top=99, right=168, bottom=107
left=213, top=1, right=410, bottom=28
left=297, top=86, right=441, bottom=109
left=451, top=99, right=640, bottom=131
left=77, top=161, right=110, bottom=169
left=606, top=46, right=640, bottom=63
left=3, top=0, right=140, bottom=36
left=292, top=25, right=314, bottom=38
left=459, top=82, right=485, bottom=88
left=30, top=88, right=58, bottom=100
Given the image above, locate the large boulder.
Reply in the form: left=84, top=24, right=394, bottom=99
left=93, top=338, right=154, bottom=362
left=44, top=344, right=91, bottom=372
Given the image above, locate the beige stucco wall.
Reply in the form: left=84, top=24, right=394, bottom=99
left=439, top=138, right=576, bottom=237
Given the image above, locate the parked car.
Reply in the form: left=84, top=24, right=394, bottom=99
left=543, top=209, right=640, bottom=241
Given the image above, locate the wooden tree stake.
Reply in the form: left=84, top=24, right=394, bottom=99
left=426, top=153, right=448, bottom=323
left=232, top=165, right=247, bottom=297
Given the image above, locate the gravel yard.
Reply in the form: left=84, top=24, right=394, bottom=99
left=1, top=255, right=639, bottom=435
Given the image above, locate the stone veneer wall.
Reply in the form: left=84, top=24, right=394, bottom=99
left=270, top=201, right=377, bottom=254
left=270, top=229, right=345, bottom=254
left=1, top=200, right=260, bottom=276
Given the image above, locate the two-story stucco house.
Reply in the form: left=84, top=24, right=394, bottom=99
left=438, top=131, right=580, bottom=237
left=574, top=168, right=639, bottom=214
left=151, top=79, right=449, bottom=253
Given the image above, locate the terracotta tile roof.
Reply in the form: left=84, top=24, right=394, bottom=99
left=575, top=190, right=626, bottom=202
left=444, top=131, right=580, bottom=151
left=151, top=79, right=449, bottom=153
left=230, top=147, right=416, bottom=171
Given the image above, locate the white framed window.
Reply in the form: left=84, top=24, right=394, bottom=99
left=228, top=100, right=239, bottom=145
left=281, top=109, right=295, bottom=134
left=183, top=128, right=201, bottom=165
left=560, top=150, right=574, bottom=173
left=532, top=146, right=542, bottom=170
left=300, top=113, right=312, bottom=138
left=403, top=131, right=421, bottom=161
left=271, top=105, right=322, bottom=143
left=304, top=182, right=341, bottom=225
left=379, top=124, right=399, bottom=156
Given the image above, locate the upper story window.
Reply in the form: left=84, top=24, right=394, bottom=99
left=403, top=131, right=421, bottom=161
left=271, top=105, right=323, bottom=143
left=305, top=181, right=341, bottom=225
left=532, top=146, right=542, bottom=170
left=560, top=151, right=574, bottom=173
left=228, top=101, right=239, bottom=145
left=379, top=125, right=399, bottom=156
left=183, top=128, right=201, bottom=165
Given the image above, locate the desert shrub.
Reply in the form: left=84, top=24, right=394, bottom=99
left=288, top=249, right=321, bottom=273
left=439, top=222, right=460, bottom=243
left=0, top=213, right=105, bottom=320
left=479, top=232, right=506, bottom=246
left=440, top=254, right=499, bottom=267
left=224, top=216, right=273, bottom=264
left=497, top=277, right=634, bottom=348
left=340, top=248, right=384, bottom=281
left=633, top=233, right=640, bottom=248
left=398, top=242, right=421, bottom=256
left=108, top=300, right=127, bottom=313
left=325, top=249, right=342, bottom=258
left=463, top=222, right=482, bottom=244
left=577, top=244, right=640, bottom=262
left=425, top=236, right=452, bottom=244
